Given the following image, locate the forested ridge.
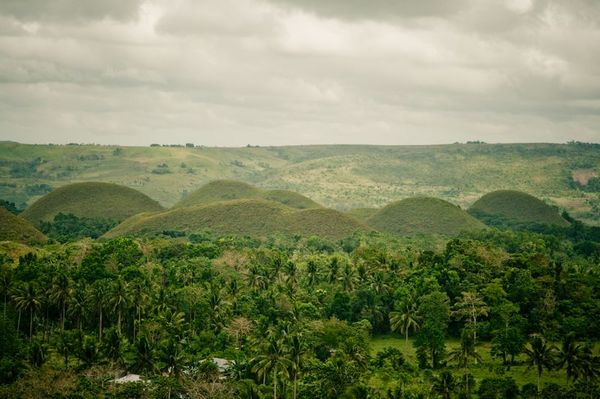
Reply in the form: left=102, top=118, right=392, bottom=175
left=1, top=226, right=600, bottom=398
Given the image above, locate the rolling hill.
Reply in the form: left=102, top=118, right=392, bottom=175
left=0, top=207, right=47, bottom=243
left=366, top=197, right=487, bottom=236
left=175, top=180, right=321, bottom=209
left=21, top=182, right=163, bottom=226
left=1, top=142, right=599, bottom=224
left=105, top=199, right=367, bottom=240
left=468, top=190, right=570, bottom=227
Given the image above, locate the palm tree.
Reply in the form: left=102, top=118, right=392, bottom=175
left=340, top=263, right=355, bottom=292
left=523, top=334, right=557, bottom=392
left=86, top=281, right=107, bottom=341
left=68, top=285, right=87, bottom=331
left=431, top=371, right=457, bottom=399
left=556, top=335, right=585, bottom=386
left=132, top=335, right=156, bottom=374
left=448, top=329, right=482, bottom=395
left=252, top=328, right=293, bottom=399
left=306, top=260, right=319, bottom=287
left=0, top=267, right=13, bottom=318
left=108, top=276, right=130, bottom=334
left=390, top=304, right=420, bottom=344
left=49, top=272, right=73, bottom=331
left=287, top=331, right=308, bottom=399
left=12, top=281, right=41, bottom=339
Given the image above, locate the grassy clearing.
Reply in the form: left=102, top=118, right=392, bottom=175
left=370, top=335, right=570, bottom=390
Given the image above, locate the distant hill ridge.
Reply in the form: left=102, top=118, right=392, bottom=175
left=0, top=208, right=47, bottom=243
left=105, top=198, right=367, bottom=240
left=366, top=197, right=487, bottom=236
left=469, top=190, right=570, bottom=227
left=21, top=182, right=164, bottom=226
left=175, top=180, right=321, bottom=209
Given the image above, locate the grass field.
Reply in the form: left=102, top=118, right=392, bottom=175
left=370, top=335, right=569, bottom=392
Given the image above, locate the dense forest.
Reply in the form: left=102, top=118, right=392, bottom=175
left=1, top=224, right=600, bottom=398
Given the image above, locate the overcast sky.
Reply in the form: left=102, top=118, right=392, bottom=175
left=0, top=0, right=599, bottom=146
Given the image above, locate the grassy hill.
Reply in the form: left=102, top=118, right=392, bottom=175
left=366, top=197, right=487, bottom=236
left=105, top=199, right=368, bottom=240
left=469, top=190, right=570, bottom=227
left=0, top=207, right=47, bottom=243
left=1, top=142, right=599, bottom=224
left=21, top=182, right=163, bottom=226
left=346, top=208, right=378, bottom=222
left=176, top=180, right=321, bottom=209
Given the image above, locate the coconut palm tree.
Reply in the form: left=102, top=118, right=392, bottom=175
left=523, top=334, right=557, bottom=392
left=108, top=276, right=130, bottom=334
left=448, top=329, right=482, bottom=395
left=86, top=280, right=108, bottom=341
left=12, top=281, right=41, bottom=339
left=390, top=304, right=420, bottom=345
left=287, top=331, right=308, bottom=399
left=252, top=328, right=293, bottom=399
left=49, top=272, right=73, bottom=331
left=431, top=371, right=457, bottom=399
left=556, top=335, right=586, bottom=386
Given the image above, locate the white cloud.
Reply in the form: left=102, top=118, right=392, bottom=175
left=0, top=0, right=599, bottom=145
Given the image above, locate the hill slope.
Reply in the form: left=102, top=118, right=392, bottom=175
left=469, top=190, right=570, bottom=227
left=367, top=197, right=487, bottom=236
left=0, top=208, right=47, bottom=243
left=21, top=182, right=163, bottom=226
left=105, top=199, right=367, bottom=240
left=1, top=142, right=599, bottom=224
left=175, top=180, right=321, bottom=209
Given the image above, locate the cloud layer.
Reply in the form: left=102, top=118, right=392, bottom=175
left=0, top=0, right=599, bottom=145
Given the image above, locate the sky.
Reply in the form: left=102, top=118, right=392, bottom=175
left=0, top=0, right=599, bottom=146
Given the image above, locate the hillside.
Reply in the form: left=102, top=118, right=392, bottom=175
left=175, top=180, right=321, bottom=209
left=366, top=197, right=487, bottom=236
left=0, top=207, right=47, bottom=243
left=105, top=199, right=368, bottom=240
left=1, top=142, right=599, bottom=224
left=469, top=190, right=570, bottom=227
left=21, top=182, right=163, bottom=226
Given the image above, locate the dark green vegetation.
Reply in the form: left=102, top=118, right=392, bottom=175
left=367, top=197, right=487, bottom=236
left=40, top=213, right=118, bottom=243
left=176, top=180, right=321, bottom=209
left=1, top=141, right=599, bottom=224
left=469, top=190, right=569, bottom=229
left=1, top=225, right=600, bottom=398
left=105, top=199, right=368, bottom=240
left=21, top=182, right=163, bottom=226
left=0, top=208, right=46, bottom=244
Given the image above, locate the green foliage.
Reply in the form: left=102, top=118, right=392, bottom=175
left=39, top=213, right=117, bottom=242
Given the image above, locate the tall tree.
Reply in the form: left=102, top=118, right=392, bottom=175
left=453, top=291, right=489, bottom=346
left=12, top=281, right=41, bottom=339
left=523, top=334, right=557, bottom=392
left=390, top=303, right=420, bottom=344
left=49, top=272, right=73, bottom=331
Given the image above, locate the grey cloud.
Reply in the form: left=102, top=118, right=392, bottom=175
left=263, top=0, right=469, bottom=20
left=0, top=0, right=143, bottom=23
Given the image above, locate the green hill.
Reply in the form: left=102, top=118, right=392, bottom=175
left=346, top=208, right=378, bottom=222
left=1, top=142, right=599, bottom=224
left=366, top=197, right=487, bottom=236
left=105, top=199, right=367, bottom=240
left=0, top=208, right=47, bottom=243
left=21, top=182, right=163, bottom=226
left=469, top=190, right=570, bottom=227
left=175, top=180, right=321, bottom=209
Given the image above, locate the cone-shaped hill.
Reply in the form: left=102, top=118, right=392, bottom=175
left=21, top=182, right=163, bottom=226
left=469, top=190, right=569, bottom=227
left=366, top=197, right=486, bottom=236
left=0, top=208, right=47, bottom=243
left=105, top=199, right=368, bottom=240
left=175, top=180, right=321, bottom=209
